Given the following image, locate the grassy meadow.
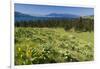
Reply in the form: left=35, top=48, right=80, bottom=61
left=14, top=4, right=94, bottom=65
left=15, top=27, right=94, bottom=65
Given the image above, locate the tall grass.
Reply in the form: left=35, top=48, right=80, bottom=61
left=15, top=27, right=94, bottom=65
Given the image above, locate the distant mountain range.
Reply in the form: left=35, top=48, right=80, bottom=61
left=15, top=12, right=37, bottom=21
left=15, top=11, right=93, bottom=21
left=46, top=13, right=80, bottom=18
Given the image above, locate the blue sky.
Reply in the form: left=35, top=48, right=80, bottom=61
left=15, top=3, right=94, bottom=16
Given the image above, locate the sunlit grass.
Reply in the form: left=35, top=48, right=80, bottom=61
left=15, top=27, right=94, bottom=65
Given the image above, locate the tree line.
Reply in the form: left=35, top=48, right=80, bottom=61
left=15, top=17, right=94, bottom=32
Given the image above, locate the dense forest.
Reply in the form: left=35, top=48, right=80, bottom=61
left=15, top=17, right=94, bottom=32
